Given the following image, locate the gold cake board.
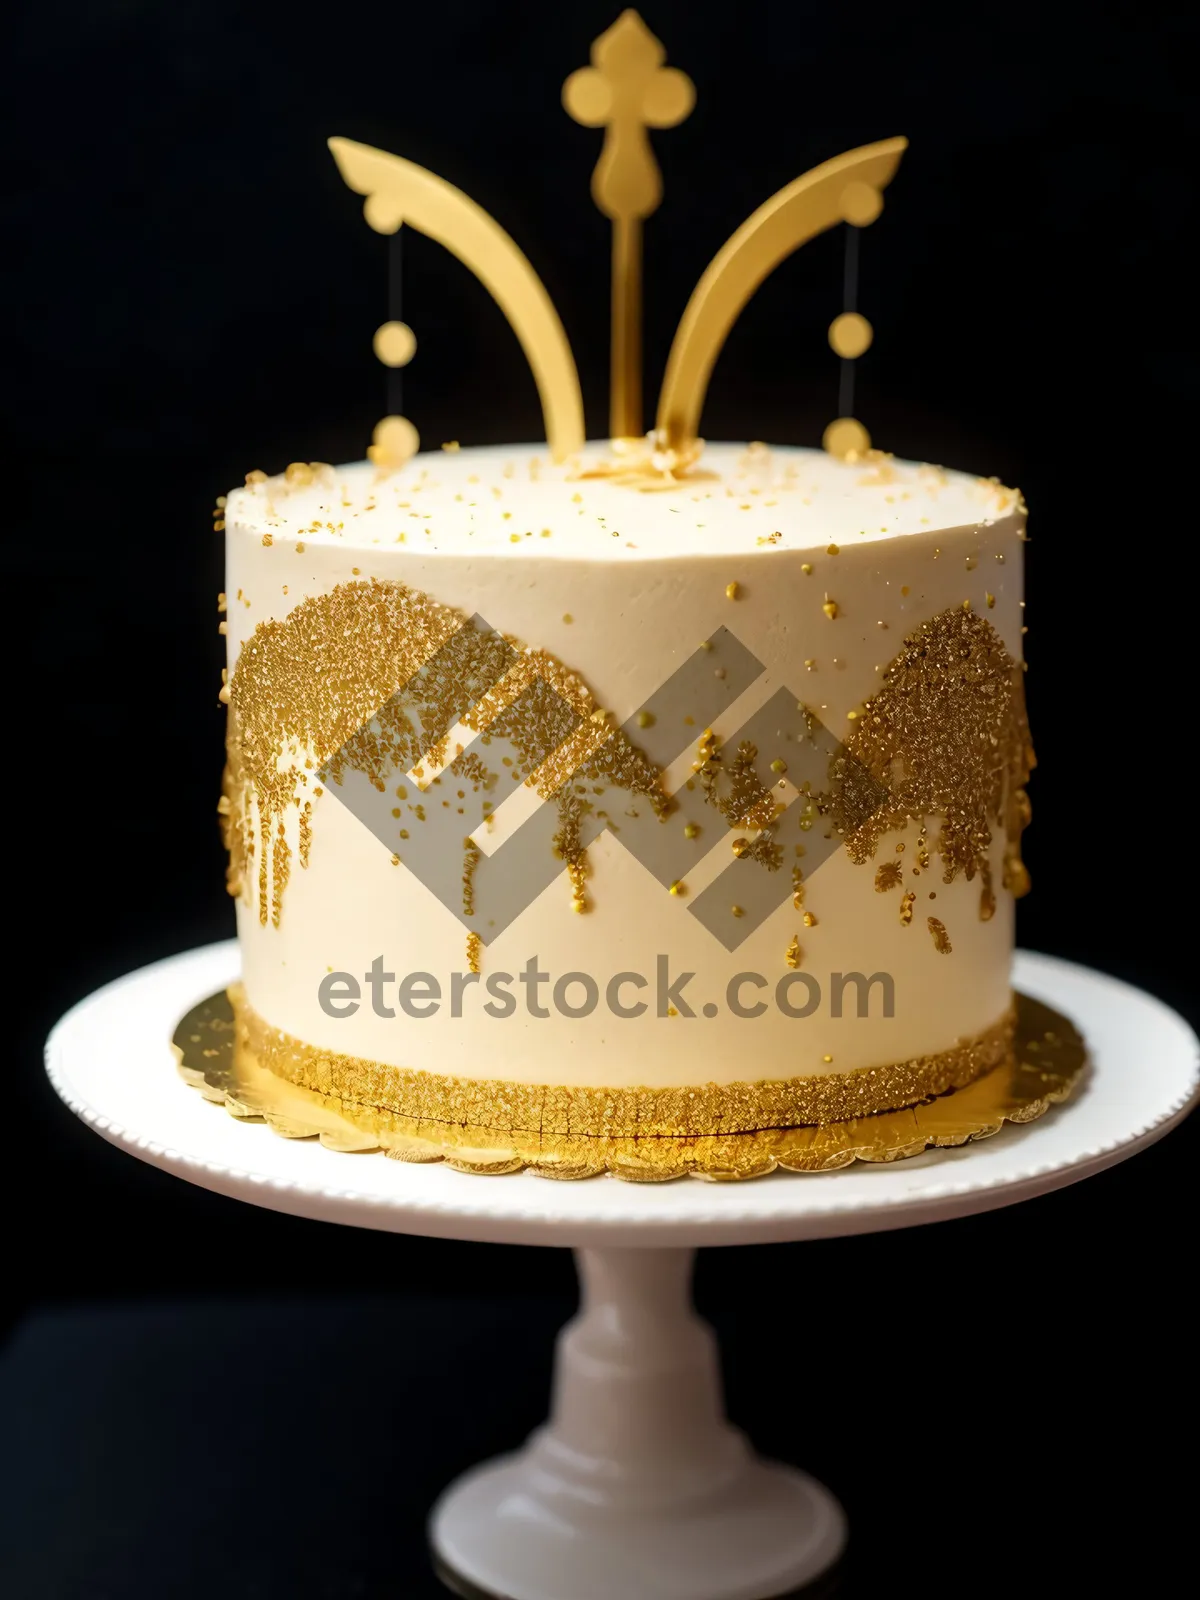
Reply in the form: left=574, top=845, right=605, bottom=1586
left=172, top=989, right=1086, bottom=1182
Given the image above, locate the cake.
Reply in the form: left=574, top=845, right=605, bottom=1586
left=217, top=12, right=1033, bottom=1150
left=220, top=443, right=1031, bottom=1138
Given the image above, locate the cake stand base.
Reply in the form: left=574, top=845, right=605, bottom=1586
left=432, top=1247, right=844, bottom=1600
left=45, top=944, right=1200, bottom=1600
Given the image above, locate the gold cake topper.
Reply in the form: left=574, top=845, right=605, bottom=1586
left=330, top=11, right=905, bottom=476
left=563, top=9, right=695, bottom=442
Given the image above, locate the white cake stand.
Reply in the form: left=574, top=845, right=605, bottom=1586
left=46, top=942, right=1199, bottom=1600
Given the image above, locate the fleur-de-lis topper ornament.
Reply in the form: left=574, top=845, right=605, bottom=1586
left=563, top=10, right=695, bottom=441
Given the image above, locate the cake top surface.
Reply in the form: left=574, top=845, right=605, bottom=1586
left=227, top=442, right=1021, bottom=560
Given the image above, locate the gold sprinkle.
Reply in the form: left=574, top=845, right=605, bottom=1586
left=725, top=581, right=741, bottom=600
left=442, top=440, right=461, bottom=452
left=731, top=905, right=744, bottom=918
left=562, top=613, right=573, bottom=624
left=986, top=592, right=996, bottom=609
left=801, top=563, right=813, bottom=576
left=875, top=861, right=903, bottom=892
left=899, top=891, right=916, bottom=925
left=245, top=469, right=268, bottom=485
left=822, top=599, right=839, bottom=620
left=802, top=911, right=817, bottom=928
left=296, top=542, right=305, bottom=554
left=786, top=935, right=803, bottom=970
left=732, top=838, right=751, bottom=858
left=928, top=917, right=953, bottom=954
left=980, top=875, right=997, bottom=921
left=826, top=543, right=840, bottom=555
left=285, top=462, right=314, bottom=487
left=669, top=879, right=687, bottom=896
left=261, top=533, right=273, bottom=547
left=962, top=598, right=972, bottom=612
left=901, top=585, right=910, bottom=597
left=683, top=822, right=700, bottom=839
left=822, top=1054, right=833, bottom=1064
left=770, top=758, right=787, bottom=775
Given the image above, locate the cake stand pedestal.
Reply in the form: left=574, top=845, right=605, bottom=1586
left=46, top=944, right=1199, bottom=1600
left=430, top=1243, right=844, bottom=1600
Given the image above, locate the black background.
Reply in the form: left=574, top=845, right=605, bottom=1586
left=5, top=1, right=1198, bottom=1595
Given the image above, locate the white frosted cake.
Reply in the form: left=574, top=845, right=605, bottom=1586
left=220, top=441, right=1031, bottom=1137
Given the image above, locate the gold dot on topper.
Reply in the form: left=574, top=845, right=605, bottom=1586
left=838, top=181, right=883, bottom=227
left=368, top=415, right=420, bottom=469
left=363, top=192, right=404, bottom=234
left=828, top=311, right=873, bottom=359
left=823, top=416, right=871, bottom=460
left=373, top=321, right=417, bottom=367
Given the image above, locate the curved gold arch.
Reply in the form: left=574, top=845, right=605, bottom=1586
left=329, top=137, right=586, bottom=462
left=654, top=137, right=907, bottom=453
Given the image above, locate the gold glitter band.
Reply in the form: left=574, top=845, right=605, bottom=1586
left=230, top=985, right=1014, bottom=1138
left=175, top=989, right=1084, bottom=1180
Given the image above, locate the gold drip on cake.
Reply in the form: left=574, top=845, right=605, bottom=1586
left=223, top=581, right=1031, bottom=942
left=835, top=605, right=1035, bottom=919
left=223, top=578, right=666, bottom=931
